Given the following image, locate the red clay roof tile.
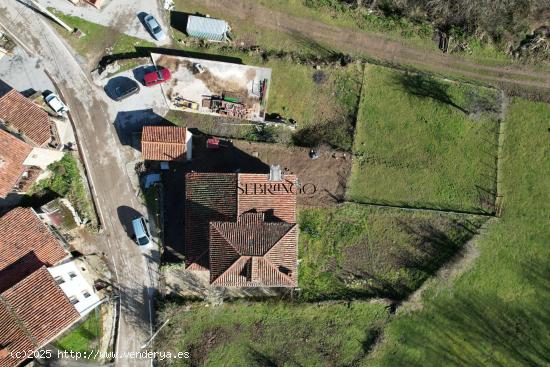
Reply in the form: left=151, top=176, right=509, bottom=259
left=0, top=129, right=32, bottom=198
left=141, top=126, right=187, bottom=161
left=185, top=172, right=298, bottom=287
left=0, top=207, right=68, bottom=292
left=0, top=89, right=51, bottom=147
left=0, top=267, right=79, bottom=367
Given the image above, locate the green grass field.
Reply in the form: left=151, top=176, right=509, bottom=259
left=298, top=204, right=487, bottom=301
left=155, top=300, right=388, bottom=367
left=367, top=98, right=550, bottom=366
left=54, top=309, right=101, bottom=357
left=348, top=64, right=500, bottom=212
left=25, top=153, right=96, bottom=226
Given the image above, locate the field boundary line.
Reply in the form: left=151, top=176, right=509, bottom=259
left=343, top=200, right=496, bottom=217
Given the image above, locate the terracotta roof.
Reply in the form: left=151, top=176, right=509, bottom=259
left=0, top=89, right=51, bottom=147
left=184, top=173, right=237, bottom=269
left=238, top=173, right=297, bottom=222
left=185, top=172, right=298, bottom=287
left=0, top=301, right=34, bottom=367
left=0, top=267, right=79, bottom=367
left=141, top=126, right=187, bottom=161
left=209, top=213, right=297, bottom=287
left=0, top=207, right=68, bottom=293
left=0, top=129, right=32, bottom=198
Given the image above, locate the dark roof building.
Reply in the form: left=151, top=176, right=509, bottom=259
left=0, top=88, right=52, bottom=147
left=141, top=125, right=191, bottom=161
left=184, top=169, right=298, bottom=287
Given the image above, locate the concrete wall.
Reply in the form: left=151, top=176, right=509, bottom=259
left=23, top=147, right=64, bottom=169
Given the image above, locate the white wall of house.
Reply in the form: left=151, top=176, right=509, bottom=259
left=23, top=148, right=64, bottom=169
left=186, top=128, right=193, bottom=161
left=47, top=260, right=101, bottom=316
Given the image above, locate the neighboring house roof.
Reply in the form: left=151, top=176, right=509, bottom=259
left=0, top=89, right=51, bottom=146
left=0, top=267, right=80, bottom=367
left=0, top=207, right=68, bottom=293
left=185, top=172, right=298, bottom=286
left=210, top=213, right=297, bottom=287
left=141, top=125, right=187, bottom=161
left=186, top=15, right=229, bottom=41
left=0, top=129, right=32, bottom=198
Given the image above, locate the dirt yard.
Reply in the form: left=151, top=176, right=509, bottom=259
left=189, top=136, right=352, bottom=207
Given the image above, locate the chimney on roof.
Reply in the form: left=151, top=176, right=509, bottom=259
left=269, top=164, right=282, bottom=181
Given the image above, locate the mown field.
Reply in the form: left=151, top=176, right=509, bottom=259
left=155, top=300, right=388, bottom=367
left=348, top=64, right=501, bottom=212
left=298, top=204, right=487, bottom=301
left=367, top=98, right=550, bottom=366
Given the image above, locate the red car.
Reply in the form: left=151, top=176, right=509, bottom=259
left=143, top=68, right=171, bottom=86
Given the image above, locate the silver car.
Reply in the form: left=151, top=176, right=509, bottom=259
left=144, top=14, right=165, bottom=41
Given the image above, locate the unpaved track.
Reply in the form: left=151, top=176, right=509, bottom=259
left=185, top=0, right=550, bottom=90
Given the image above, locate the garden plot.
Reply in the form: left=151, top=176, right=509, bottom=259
left=151, top=53, right=271, bottom=122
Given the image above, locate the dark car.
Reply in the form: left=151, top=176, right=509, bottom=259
left=105, top=76, right=140, bottom=101
left=144, top=67, right=171, bottom=86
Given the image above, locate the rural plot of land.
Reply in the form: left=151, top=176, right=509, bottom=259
left=267, top=60, right=364, bottom=150
left=155, top=300, right=388, bottom=367
left=368, top=98, right=550, bottom=367
left=298, top=203, right=487, bottom=301
left=348, top=65, right=501, bottom=212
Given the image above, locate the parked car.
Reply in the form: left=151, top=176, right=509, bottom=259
left=144, top=67, right=171, bottom=86
left=194, top=63, right=205, bottom=74
left=131, top=216, right=151, bottom=246
left=144, top=14, right=166, bottom=41
left=44, top=93, right=69, bottom=115
left=105, top=77, right=140, bottom=101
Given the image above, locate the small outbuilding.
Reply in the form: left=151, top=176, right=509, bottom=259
left=141, top=125, right=192, bottom=162
left=186, top=15, right=229, bottom=42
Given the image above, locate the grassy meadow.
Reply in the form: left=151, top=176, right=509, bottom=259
left=367, top=98, right=550, bottom=366
left=298, top=204, right=487, bottom=301
left=155, top=300, right=388, bottom=367
left=54, top=309, right=101, bottom=357
left=348, top=64, right=501, bottom=212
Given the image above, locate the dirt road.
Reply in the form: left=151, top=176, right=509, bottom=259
left=184, top=0, right=550, bottom=91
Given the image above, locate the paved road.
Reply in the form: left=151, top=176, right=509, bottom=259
left=0, top=1, right=163, bottom=366
left=42, top=0, right=170, bottom=45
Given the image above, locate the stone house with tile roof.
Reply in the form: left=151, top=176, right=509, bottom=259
left=141, top=125, right=192, bottom=162
left=0, top=86, right=55, bottom=148
left=0, top=207, right=101, bottom=367
left=184, top=168, right=298, bottom=287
